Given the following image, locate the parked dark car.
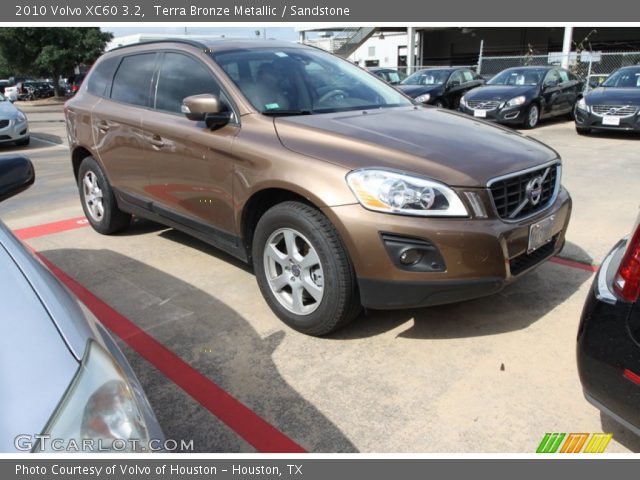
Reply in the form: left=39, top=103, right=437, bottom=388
left=368, top=67, right=406, bottom=85
left=459, top=66, right=584, bottom=129
left=578, top=210, right=640, bottom=436
left=397, top=67, right=484, bottom=108
left=67, top=74, right=86, bottom=96
left=575, top=66, right=640, bottom=134
left=0, top=154, right=164, bottom=452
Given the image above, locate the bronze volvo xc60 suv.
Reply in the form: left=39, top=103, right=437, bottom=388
left=65, top=39, right=572, bottom=335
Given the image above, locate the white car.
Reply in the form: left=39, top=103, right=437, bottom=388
left=3, top=85, right=18, bottom=102
left=0, top=93, right=29, bottom=146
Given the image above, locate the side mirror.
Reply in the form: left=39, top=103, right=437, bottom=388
left=448, top=80, right=461, bottom=89
left=588, top=78, right=600, bottom=89
left=0, top=155, right=35, bottom=202
left=182, top=94, right=231, bottom=129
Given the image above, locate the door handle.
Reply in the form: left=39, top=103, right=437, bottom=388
left=96, top=120, right=110, bottom=132
left=148, top=135, right=165, bottom=149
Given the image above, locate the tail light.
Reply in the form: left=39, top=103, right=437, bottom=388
left=613, top=223, right=640, bottom=303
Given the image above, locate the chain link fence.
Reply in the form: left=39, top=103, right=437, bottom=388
left=477, top=51, right=640, bottom=90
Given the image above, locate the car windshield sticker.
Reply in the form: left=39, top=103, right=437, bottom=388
left=275, top=52, right=288, bottom=58
left=265, top=103, right=280, bottom=110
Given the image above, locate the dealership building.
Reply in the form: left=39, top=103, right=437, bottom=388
left=298, top=27, right=640, bottom=72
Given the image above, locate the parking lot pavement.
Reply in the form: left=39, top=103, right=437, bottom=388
left=2, top=106, right=640, bottom=453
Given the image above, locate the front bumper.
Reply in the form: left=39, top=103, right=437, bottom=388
left=577, top=238, right=640, bottom=435
left=575, top=107, right=640, bottom=131
left=324, top=187, right=572, bottom=309
left=459, top=103, right=526, bottom=125
left=0, top=118, right=29, bottom=143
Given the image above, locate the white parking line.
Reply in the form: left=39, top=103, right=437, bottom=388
left=31, top=135, right=68, bottom=149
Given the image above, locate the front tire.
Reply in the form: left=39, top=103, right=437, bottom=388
left=576, top=126, right=591, bottom=135
left=252, top=201, right=361, bottom=336
left=15, top=136, right=30, bottom=147
left=77, top=156, right=131, bottom=234
left=523, top=103, right=540, bottom=129
left=434, top=99, right=446, bottom=108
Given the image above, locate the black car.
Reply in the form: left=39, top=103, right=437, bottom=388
left=397, top=67, right=484, bottom=109
left=578, top=211, right=640, bottom=436
left=459, top=66, right=584, bottom=129
left=369, top=67, right=406, bottom=85
left=575, top=66, right=640, bottom=134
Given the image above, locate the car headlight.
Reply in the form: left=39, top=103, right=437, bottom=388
left=38, top=340, right=150, bottom=452
left=415, top=93, right=431, bottom=103
left=506, top=96, right=526, bottom=107
left=15, top=112, right=26, bottom=123
left=346, top=169, right=468, bottom=217
left=459, top=96, right=466, bottom=106
left=576, top=98, right=587, bottom=111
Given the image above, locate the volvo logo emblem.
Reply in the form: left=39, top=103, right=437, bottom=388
left=526, top=176, right=544, bottom=205
left=608, top=108, right=618, bottom=115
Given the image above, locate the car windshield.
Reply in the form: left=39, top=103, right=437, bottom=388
left=487, top=68, right=547, bottom=86
left=401, top=69, right=451, bottom=86
left=211, top=47, right=412, bottom=114
left=602, top=67, right=640, bottom=88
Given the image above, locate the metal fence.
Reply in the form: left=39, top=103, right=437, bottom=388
left=477, top=51, right=640, bottom=89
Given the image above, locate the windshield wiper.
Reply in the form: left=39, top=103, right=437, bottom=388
left=262, top=109, right=313, bottom=116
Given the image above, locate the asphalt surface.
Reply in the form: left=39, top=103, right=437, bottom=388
left=2, top=103, right=640, bottom=453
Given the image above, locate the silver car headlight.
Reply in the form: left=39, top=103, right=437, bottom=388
left=346, top=169, right=468, bottom=217
left=15, top=111, right=26, bottom=123
left=415, top=93, right=431, bottom=103
left=38, top=340, right=150, bottom=452
left=506, top=95, right=526, bottom=107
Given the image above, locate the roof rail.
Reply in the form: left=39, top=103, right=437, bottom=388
left=108, top=38, right=208, bottom=52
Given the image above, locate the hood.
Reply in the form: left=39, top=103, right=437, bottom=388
left=0, top=101, right=18, bottom=116
left=0, top=233, right=78, bottom=452
left=274, top=106, right=558, bottom=187
left=464, top=85, right=538, bottom=102
left=396, top=84, right=443, bottom=98
left=585, top=87, right=640, bottom=105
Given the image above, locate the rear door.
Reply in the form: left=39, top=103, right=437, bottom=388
left=92, top=52, right=158, bottom=202
left=142, top=51, right=239, bottom=238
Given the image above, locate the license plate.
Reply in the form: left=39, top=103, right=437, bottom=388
left=528, top=216, right=555, bottom=253
left=474, top=109, right=487, bottom=118
left=602, top=115, right=620, bottom=126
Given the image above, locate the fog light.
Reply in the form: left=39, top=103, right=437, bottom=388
left=399, top=249, right=423, bottom=266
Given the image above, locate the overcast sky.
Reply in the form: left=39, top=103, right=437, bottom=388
left=103, top=27, right=299, bottom=41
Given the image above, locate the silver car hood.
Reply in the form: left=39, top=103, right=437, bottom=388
left=0, top=228, right=79, bottom=452
left=0, top=101, right=18, bottom=116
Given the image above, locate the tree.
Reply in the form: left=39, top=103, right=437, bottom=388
left=0, top=28, right=113, bottom=96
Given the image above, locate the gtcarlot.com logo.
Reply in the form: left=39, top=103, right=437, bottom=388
left=536, top=433, right=613, bottom=453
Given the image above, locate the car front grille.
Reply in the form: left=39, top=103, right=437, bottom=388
left=0, top=119, right=10, bottom=129
left=466, top=100, right=501, bottom=110
left=509, top=235, right=558, bottom=276
left=591, top=105, right=638, bottom=117
left=489, top=163, right=559, bottom=221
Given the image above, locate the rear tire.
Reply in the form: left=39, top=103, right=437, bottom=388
left=252, top=201, right=361, bottom=336
left=77, top=156, right=131, bottom=235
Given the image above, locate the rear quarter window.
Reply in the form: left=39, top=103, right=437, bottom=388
left=86, top=56, right=120, bottom=97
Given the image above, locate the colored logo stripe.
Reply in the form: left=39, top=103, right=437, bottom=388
left=537, top=433, right=613, bottom=453
left=584, top=433, right=613, bottom=453
left=537, top=433, right=565, bottom=453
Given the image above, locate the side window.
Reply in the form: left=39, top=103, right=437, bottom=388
left=462, top=70, right=475, bottom=83
left=449, top=71, right=464, bottom=85
left=87, top=56, right=119, bottom=97
left=558, top=69, right=570, bottom=83
left=111, top=53, right=157, bottom=107
left=155, top=52, right=221, bottom=114
left=544, top=69, right=561, bottom=86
